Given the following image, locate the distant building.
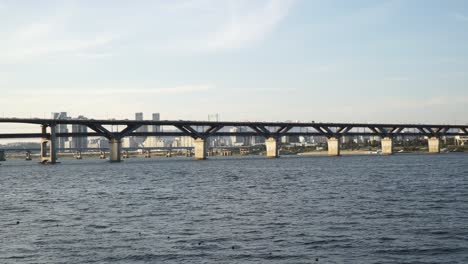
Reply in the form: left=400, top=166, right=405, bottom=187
left=455, top=135, right=468, bottom=146
left=172, top=136, right=194, bottom=147
left=230, top=127, right=249, bottom=146
left=310, top=136, right=327, bottom=144
left=299, top=136, right=307, bottom=144
left=122, top=137, right=138, bottom=148
left=52, top=112, right=69, bottom=150
left=87, top=138, right=109, bottom=149
left=144, top=137, right=167, bottom=148
left=71, top=115, right=88, bottom=149
left=145, top=113, right=161, bottom=147
left=282, top=135, right=300, bottom=144
left=151, top=113, right=160, bottom=133
left=133, top=112, right=147, bottom=147
left=210, top=136, right=229, bottom=147
left=250, top=136, right=265, bottom=145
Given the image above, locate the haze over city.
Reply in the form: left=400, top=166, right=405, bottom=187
left=1, top=0, right=467, bottom=124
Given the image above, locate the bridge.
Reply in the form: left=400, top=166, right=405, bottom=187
left=1, top=118, right=467, bottom=163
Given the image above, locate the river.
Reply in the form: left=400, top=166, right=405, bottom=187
left=1, top=154, right=467, bottom=263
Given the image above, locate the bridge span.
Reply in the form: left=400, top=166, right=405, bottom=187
left=1, top=118, right=467, bottom=163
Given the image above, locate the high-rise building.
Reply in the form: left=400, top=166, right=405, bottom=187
left=135, top=112, right=143, bottom=121
left=230, top=127, right=250, bottom=146
left=87, top=138, right=109, bottom=149
left=133, top=112, right=147, bottom=147
left=52, top=112, right=69, bottom=150
left=172, top=136, right=194, bottom=147
left=251, top=136, right=265, bottom=145
left=151, top=113, right=160, bottom=133
left=71, top=115, right=88, bottom=149
left=143, top=113, right=161, bottom=147
left=122, top=137, right=138, bottom=148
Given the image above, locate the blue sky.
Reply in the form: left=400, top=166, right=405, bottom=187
left=0, top=0, right=467, bottom=123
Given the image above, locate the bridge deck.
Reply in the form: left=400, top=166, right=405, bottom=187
left=0, top=118, right=467, bottom=139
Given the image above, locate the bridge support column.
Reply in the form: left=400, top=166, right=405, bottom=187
left=194, top=138, right=207, bottom=160
left=74, top=151, right=82, bottom=159
left=381, top=137, right=393, bottom=155
left=327, top=137, right=340, bottom=156
left=40, top=125, right=57, bottom=164
left=428, top=137, right=440, bottom=153
left=25, top=151, right=32, bottom=161
left=109, top=138, right=122, bottom=162
left=265, top=137, right=279, bottom=158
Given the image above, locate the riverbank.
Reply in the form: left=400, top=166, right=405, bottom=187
left=298, top=150, right=378, bottom=155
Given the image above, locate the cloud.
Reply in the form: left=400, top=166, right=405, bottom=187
left=387, top=77, right=409, bottom=81
left=0, top=20, right=118, bottom=62
left=0, top=4, right=118, bottom=63
left=0, top=0, right=296, bottom=62
left=4, top=84, right=213, bottom=96
left=161, top=0, right=297, bottom=52
left=1, top=35, right=117, bottom=62
left=13, top=22, right=56, bottom=41
left=455, top=13, right=468, bottom=21
left=204, top=0, right=296, bottom=51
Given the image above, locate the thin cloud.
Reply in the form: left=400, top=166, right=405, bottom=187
left=5, top=85, right=213, bottom=96
left=1, top=1, right=296, bottom=60
left=0, top=5, right=118, bottom=63
left=1, top=30, right=117, bottom=62
left=455, top=13, right=468, bottom=21
left=163, top=0, right=297, bottom=52
left=204, top=0, right=296, bottom=51
left=388, top=77, right=409, bottom=81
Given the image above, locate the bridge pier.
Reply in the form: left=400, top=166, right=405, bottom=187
left=40, top=125, right=57, bottom=164
left=266, top=137, right=280, bottom=158
left=74, top=151, right=82, bottom=159
left=194, top=138, right=208, bottom=160
left=327, top=137, right=340, bottom=156
left=428, top=137, right=440, bottom=153
left=381, top=137, right=393, bottom=155
left=109, top=138, right=122, bottom=162
left=25, top=151, right=32, bottom=161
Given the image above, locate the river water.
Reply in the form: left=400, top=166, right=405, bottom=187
left=1, top=154, right=467, bottom=263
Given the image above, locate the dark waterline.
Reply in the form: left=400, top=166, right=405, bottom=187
left=1, top=154, right=468, bottom=263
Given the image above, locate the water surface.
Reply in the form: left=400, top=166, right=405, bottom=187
left=1, top=154, right=468, bottom=263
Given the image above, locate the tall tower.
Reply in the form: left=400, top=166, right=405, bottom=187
left=143, top=113, right=161, bottom=148
left=151, top=113, right=160, bottom=133
left=135, top=112, right=143, bottom=122
left=71, top=115, right=88, bottom=149
left=52, top=112, right=69, bottom=150
left=133, top=112, right=147, bottom=147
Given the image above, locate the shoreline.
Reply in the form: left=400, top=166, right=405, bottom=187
left=3, top=150, right=464, bottom=160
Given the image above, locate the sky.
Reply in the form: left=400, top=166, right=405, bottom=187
left=1, top=0, right=468, bottom=124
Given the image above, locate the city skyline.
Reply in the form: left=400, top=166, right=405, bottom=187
left=1, top=0, right=468, bottom=124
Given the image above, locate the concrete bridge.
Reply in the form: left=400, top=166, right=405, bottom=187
left=1, top=118, right=467, bottom=163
